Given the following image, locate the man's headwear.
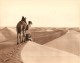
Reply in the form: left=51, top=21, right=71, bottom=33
left=28, top=21, right=32, bottom=24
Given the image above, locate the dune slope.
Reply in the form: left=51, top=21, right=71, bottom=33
left=0, top=27, right=16, bottom=42
left=44, top=30, right=80, bottom=56
left=0, top=31, right=7, bottom=42
left=21, top=41, right=80, bottom=63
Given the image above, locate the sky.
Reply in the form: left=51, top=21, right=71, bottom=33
left=0, top=0, right=80, bottom=27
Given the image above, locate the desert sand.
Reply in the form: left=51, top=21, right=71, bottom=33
left=0, top=27, right=24, bottom=63
left=31, top=28, right=67, bottom=44
left=0, top=27, right=80, bottom=63
left=21, top=41, right=80, bottom=63
left=44, top=30, right=80, bottom=56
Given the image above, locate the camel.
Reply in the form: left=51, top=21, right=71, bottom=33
left=16, top=16, right=27, bottom=45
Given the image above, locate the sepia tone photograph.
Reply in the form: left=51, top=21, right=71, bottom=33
left=0, top=0, right=80, bottom=63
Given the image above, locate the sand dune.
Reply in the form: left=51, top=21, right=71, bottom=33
left=0, top=27, right=80, bottom=63
left=21, top=41, right=80, bottom=63
left=0, top=31, right=7, bottom=42
left=44, top=30, right=80, bottom=56
left=31, top=29, right=67, bottom=44
left=0, top=27, right=16, bottom=42
left=7, top=27, right=16, bottom=34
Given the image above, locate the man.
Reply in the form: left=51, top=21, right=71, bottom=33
left=25, top=21, right=32, bottom=41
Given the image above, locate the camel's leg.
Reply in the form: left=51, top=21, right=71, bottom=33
left=21, top=32, right=24, bottom=43
left=20, top=33, right=22, bottom=43
left=23, top=31, right=24, bottom=42
left=17, top=33, right=18, bottom=45
left=17, top=33, right=19, bottom=45
left=21, top=31, right=25, bottom=43
left=21, top=33, right=24, bottom=43
left=17, top=33, right=21, bottom=44
left=23, top=35, right=25, bottom=42
left=24, top=34, right=26, bottom=42
left=21, top=32, right=23, bottom=43
left=23, top=31, right=26, bottom=42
